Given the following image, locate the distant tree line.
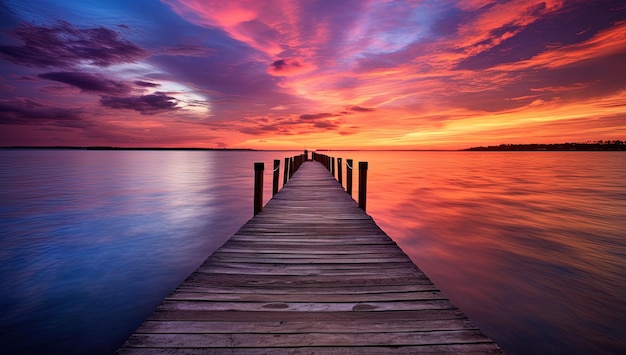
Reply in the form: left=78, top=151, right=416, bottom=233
left=464, top=140, right=626, bottom=151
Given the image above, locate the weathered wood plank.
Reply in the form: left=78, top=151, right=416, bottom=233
left=165, top=290, right=445, bottom=302
left=200, top=260, right=417, bottom=270
left=155, top=299, right=455, bottom=312
left=117, top=161, right=502, bottom=354
left=117, top=343, right=503, bottom=355
left=180, top=275, right=435, bottom=287
left=206, top=256, right=413, bottom=264
left=123, top=330, right=494, bottom=348
left=193, top=267, right=420, bottom=277
left=215, top=246, right=404, bottom=254
left=145, top=309, right=469, bottom=322
left=174, top=284, right=440, bottom=294
left=134, top=318, right=479, bottom=334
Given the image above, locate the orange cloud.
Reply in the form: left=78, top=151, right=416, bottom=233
left=494, top=20, right=626, bottom=71
left=455, top=0, right=564, bottom=54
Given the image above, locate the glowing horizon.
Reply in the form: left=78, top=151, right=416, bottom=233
left=1, top=0, right=625, bottom=150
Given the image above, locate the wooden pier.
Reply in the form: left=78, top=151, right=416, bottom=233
left=117, top=160, right=502, bottom=354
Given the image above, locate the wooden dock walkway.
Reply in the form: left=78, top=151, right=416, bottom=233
left=117, top=160, right=502, bottom=354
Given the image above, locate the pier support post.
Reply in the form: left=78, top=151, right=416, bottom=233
left=289, top=157, right=294, bottom=178
left=295, top=155, right=302, bottom=171
left=272, top=159, right=280, bottom=196
left=254, top=162, right=264, bottom=216
left=331, top=157, right=335, bottom=178
left=337, top=158, right=343, bottom=187
left=283, top=157, right=289, bottom=185
left=358, top=162, right=368, bottom=211
left=346, top=159, right=353, bottom=196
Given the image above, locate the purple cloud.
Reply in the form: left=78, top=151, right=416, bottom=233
left=134, top=80, right=161, bottom=87
left=0, top=98, right=84, bottom=125
left=39, top=72, right=133, bottom=94
left=100, top=92, right=179, bottom=115
left=299, top=113, right=336, bottom=120
left=268, top=58, right=314, bottom=76
left=233, top=112, right=342, bottom=136
left=0, top=21, right=147, bottom=68
left=161, top=44, right=215, bottom=57
left=313, top=120, right=338, bottom=129
left=349, top=106, right=375, bottom=112
left=271, top=59, right=291, bottom=71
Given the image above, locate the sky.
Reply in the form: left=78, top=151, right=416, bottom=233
left=0, top=0, right=625, bottom=150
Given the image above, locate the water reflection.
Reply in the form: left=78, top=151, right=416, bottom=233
left=0, top=150, right=300, bottom=354
left=1, top=150, right=625, bottom=354
left=330, top=151, right=626, bottom=354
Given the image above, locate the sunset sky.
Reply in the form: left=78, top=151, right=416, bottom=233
left=1, top=0, right=625, bottom=149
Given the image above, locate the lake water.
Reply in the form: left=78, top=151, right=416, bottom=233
left=1, top=150, right=625, bottom=354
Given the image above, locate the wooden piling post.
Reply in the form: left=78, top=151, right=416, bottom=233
left=295, top=155, right=301, bottom=171
left=254, top=162, right=264, bottom=216
left=331, top=157, right=335, bottom=177
left=283, top=157, right=289, bottom=185
left=358, top=161, right=368, bottom=211
left=272, top=159, right=280, bottom=196
left=337, top=158, right=343, bottom=186
left=289, top=157, right=294, bottom=178
left=346, top=159, right=353, bottom=196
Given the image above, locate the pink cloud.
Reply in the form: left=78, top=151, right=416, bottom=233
left=162, top=0, right=283, bottom=55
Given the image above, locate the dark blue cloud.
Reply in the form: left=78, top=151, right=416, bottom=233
left=270, top=59, right=289, bottom=71
left=100, top=92, right=179, bottom=115
left=0, top=21, right=147, bottom=68
left=0, top=98, right=84, bottom=125
left=38, top=72, right=133, bottom=94
left=134, top=80, right=160, bottom=87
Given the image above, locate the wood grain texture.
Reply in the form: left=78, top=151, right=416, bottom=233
left=117, top=161, right=503, bottom=354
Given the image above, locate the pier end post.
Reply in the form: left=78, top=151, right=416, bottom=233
left=346, top=159, right=353, bottom=196
left=337, top=157, right=343, bottom=186
left=254, top=162, right=264, bottom=216
left=283, top=157, right=289, bottom=185
left=272, top=159, right=280, bottom=196
left=358, top=161, right=368, bottom=211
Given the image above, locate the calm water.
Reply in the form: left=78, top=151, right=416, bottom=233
left=1, top=150, right=625, bottom=354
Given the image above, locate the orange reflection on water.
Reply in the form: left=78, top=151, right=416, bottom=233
left=328, top=151, right=626, bottom=354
